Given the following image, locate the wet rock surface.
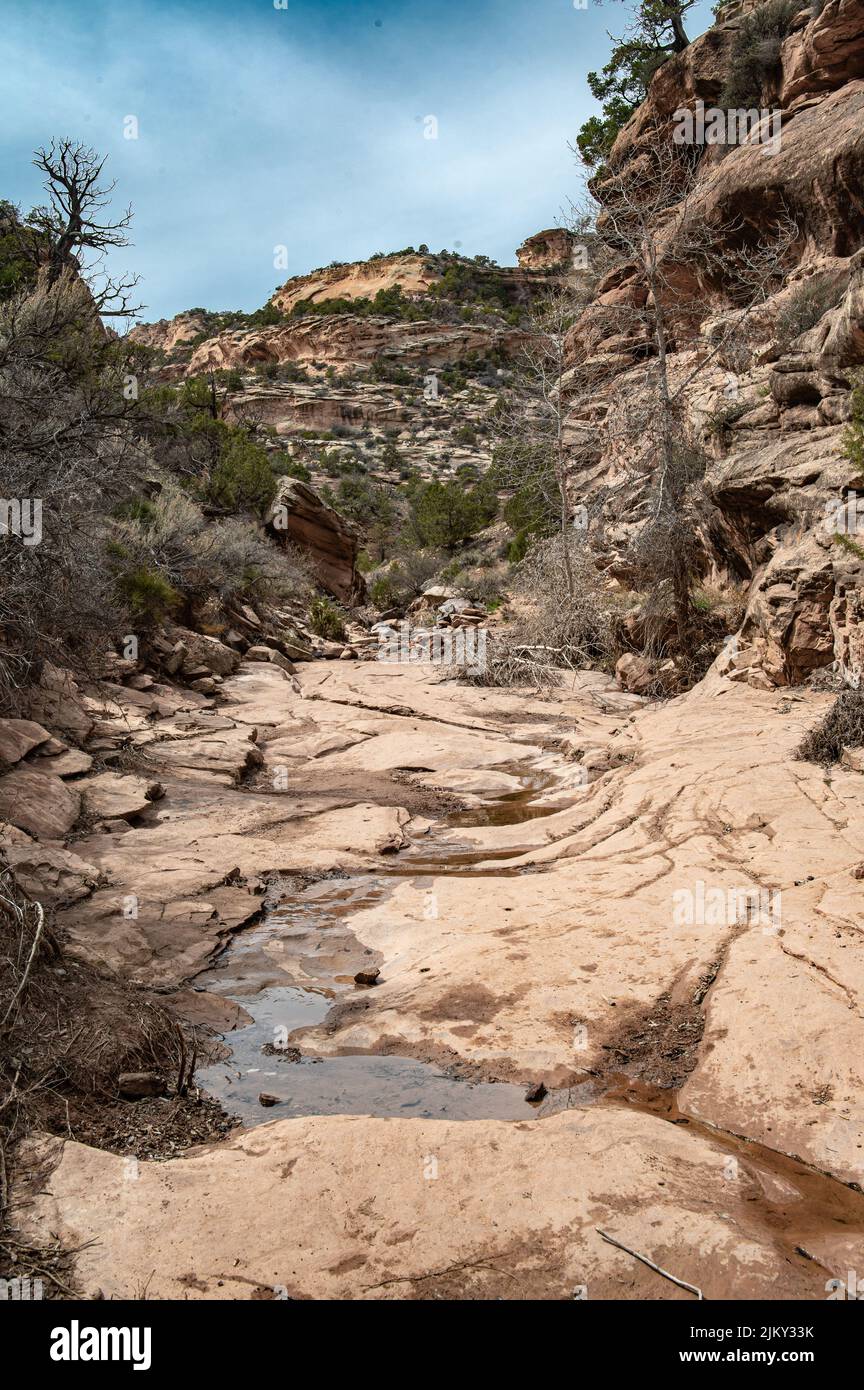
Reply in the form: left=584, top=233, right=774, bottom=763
left=8, top=656, right=864, bottom=1298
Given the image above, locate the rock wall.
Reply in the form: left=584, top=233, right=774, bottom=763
left=184, top=314, right=523, bottom=377
left=565, top=0, right=864, bottom=690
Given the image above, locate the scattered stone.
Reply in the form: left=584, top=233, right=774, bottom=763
left=258, top=1093, right=280, bottom=1108
left=83, top=773, right=166, bottom=822
left=245, top=645, right=296, bottom=676
left=164, top=640, right=189, bottom=676
left=353, top=968, right=381, bottom=987
left=32, top=747, right=93, bottom=778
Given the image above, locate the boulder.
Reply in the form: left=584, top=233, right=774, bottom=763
left=165, top=627, right=240, bottom=679
left=25, top=664, right=94, bottom=742
left=3, top=843, right=98, bottom=904
left=82, top=773, right=165, bottom=822
left=0, top=718, right=51, bottom=770
left=615, top=653, right=654, bottom=695
left=267, top=478, right=364, bottom=602
left=31, top=747, right=93, bottom=778
left=245, top=645, right=296, bottom=676
left=0, top=767, right=81, bottom=840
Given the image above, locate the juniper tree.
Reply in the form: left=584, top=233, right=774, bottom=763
left=577, top=2, right=698, bottom=168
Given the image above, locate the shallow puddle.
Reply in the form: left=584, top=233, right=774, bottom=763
left=194, top=767, right=580, bottom=1125
left=195, top=876, right=576, bottom=1126
left=198, top=1033, right=544, bottom=1126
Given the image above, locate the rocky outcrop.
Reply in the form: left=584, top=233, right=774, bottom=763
left=128, top=311, right=208, bottom=354
left=516, top=227, right=576, bottom=271
left=781, top=0, right=864, bottom=105
left=267, top=477, right=364, bottom=601
left=185, top=314, right=523, bottom=378
left=271, top=251, right=439, bottom=314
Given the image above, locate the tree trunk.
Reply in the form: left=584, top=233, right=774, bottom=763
left=671, top=12, right=690, bottom=53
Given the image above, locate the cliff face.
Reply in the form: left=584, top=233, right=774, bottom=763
left=184, top=314, right=524, bottom=377
left=565, top=0, right=864, bottom=690
left=270, top=251, right=439, bottom=314
left=129, top=245, right=555, bottom=599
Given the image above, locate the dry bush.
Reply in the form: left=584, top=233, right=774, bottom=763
left=796, top=690, right=864, bottom=765
left=450, top=534, right=623, bottom=688
left=450, top=641, right=563, bottom=689
left=0, top=274, right=147, bottom=710
left=0, top=864, right=224, bottom=1291
left=111, top=480, right=314, bottom=618
left=513, top=533, right=622, bottom=669
left=775, top=275, right=843, bottom=347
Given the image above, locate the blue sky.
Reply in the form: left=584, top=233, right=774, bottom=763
left=0, top=0, right=715, bottom=322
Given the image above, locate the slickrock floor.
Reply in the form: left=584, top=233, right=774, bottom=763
left=12, top=660, right=864, bottom=1299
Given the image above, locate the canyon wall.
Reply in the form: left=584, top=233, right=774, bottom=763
left=565, top=0, right=864, bottom=690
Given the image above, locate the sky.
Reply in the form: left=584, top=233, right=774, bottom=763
left=0, top=0, right=715, bottom=323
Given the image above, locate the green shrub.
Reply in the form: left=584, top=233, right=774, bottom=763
left=207, top=433, right=277, bottom=515
left=507, top=528, right=531, bottom=563
left=113, top=561, right=180, bottom=626
left=0, top=201, right=41, bottom=300
left=453, top=424, right=478, bottom=446
left=844, top=371, right=864, bottom=473
left=309, top=596, right=347, bottom=640
left=409, top=477, right=497, bottom=550
left=370, top=574, right=399, bottom=608
left=719, top=0, right=800, bottom=109
left=275, top=456, right=312, bottom=482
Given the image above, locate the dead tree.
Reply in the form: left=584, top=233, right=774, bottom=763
left=492, top=276, right=604, bottom=597
left=20, top=140, right=142, bottom=317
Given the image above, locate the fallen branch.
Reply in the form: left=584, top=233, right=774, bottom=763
left=596, top=1228, right=704, bottom=1300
